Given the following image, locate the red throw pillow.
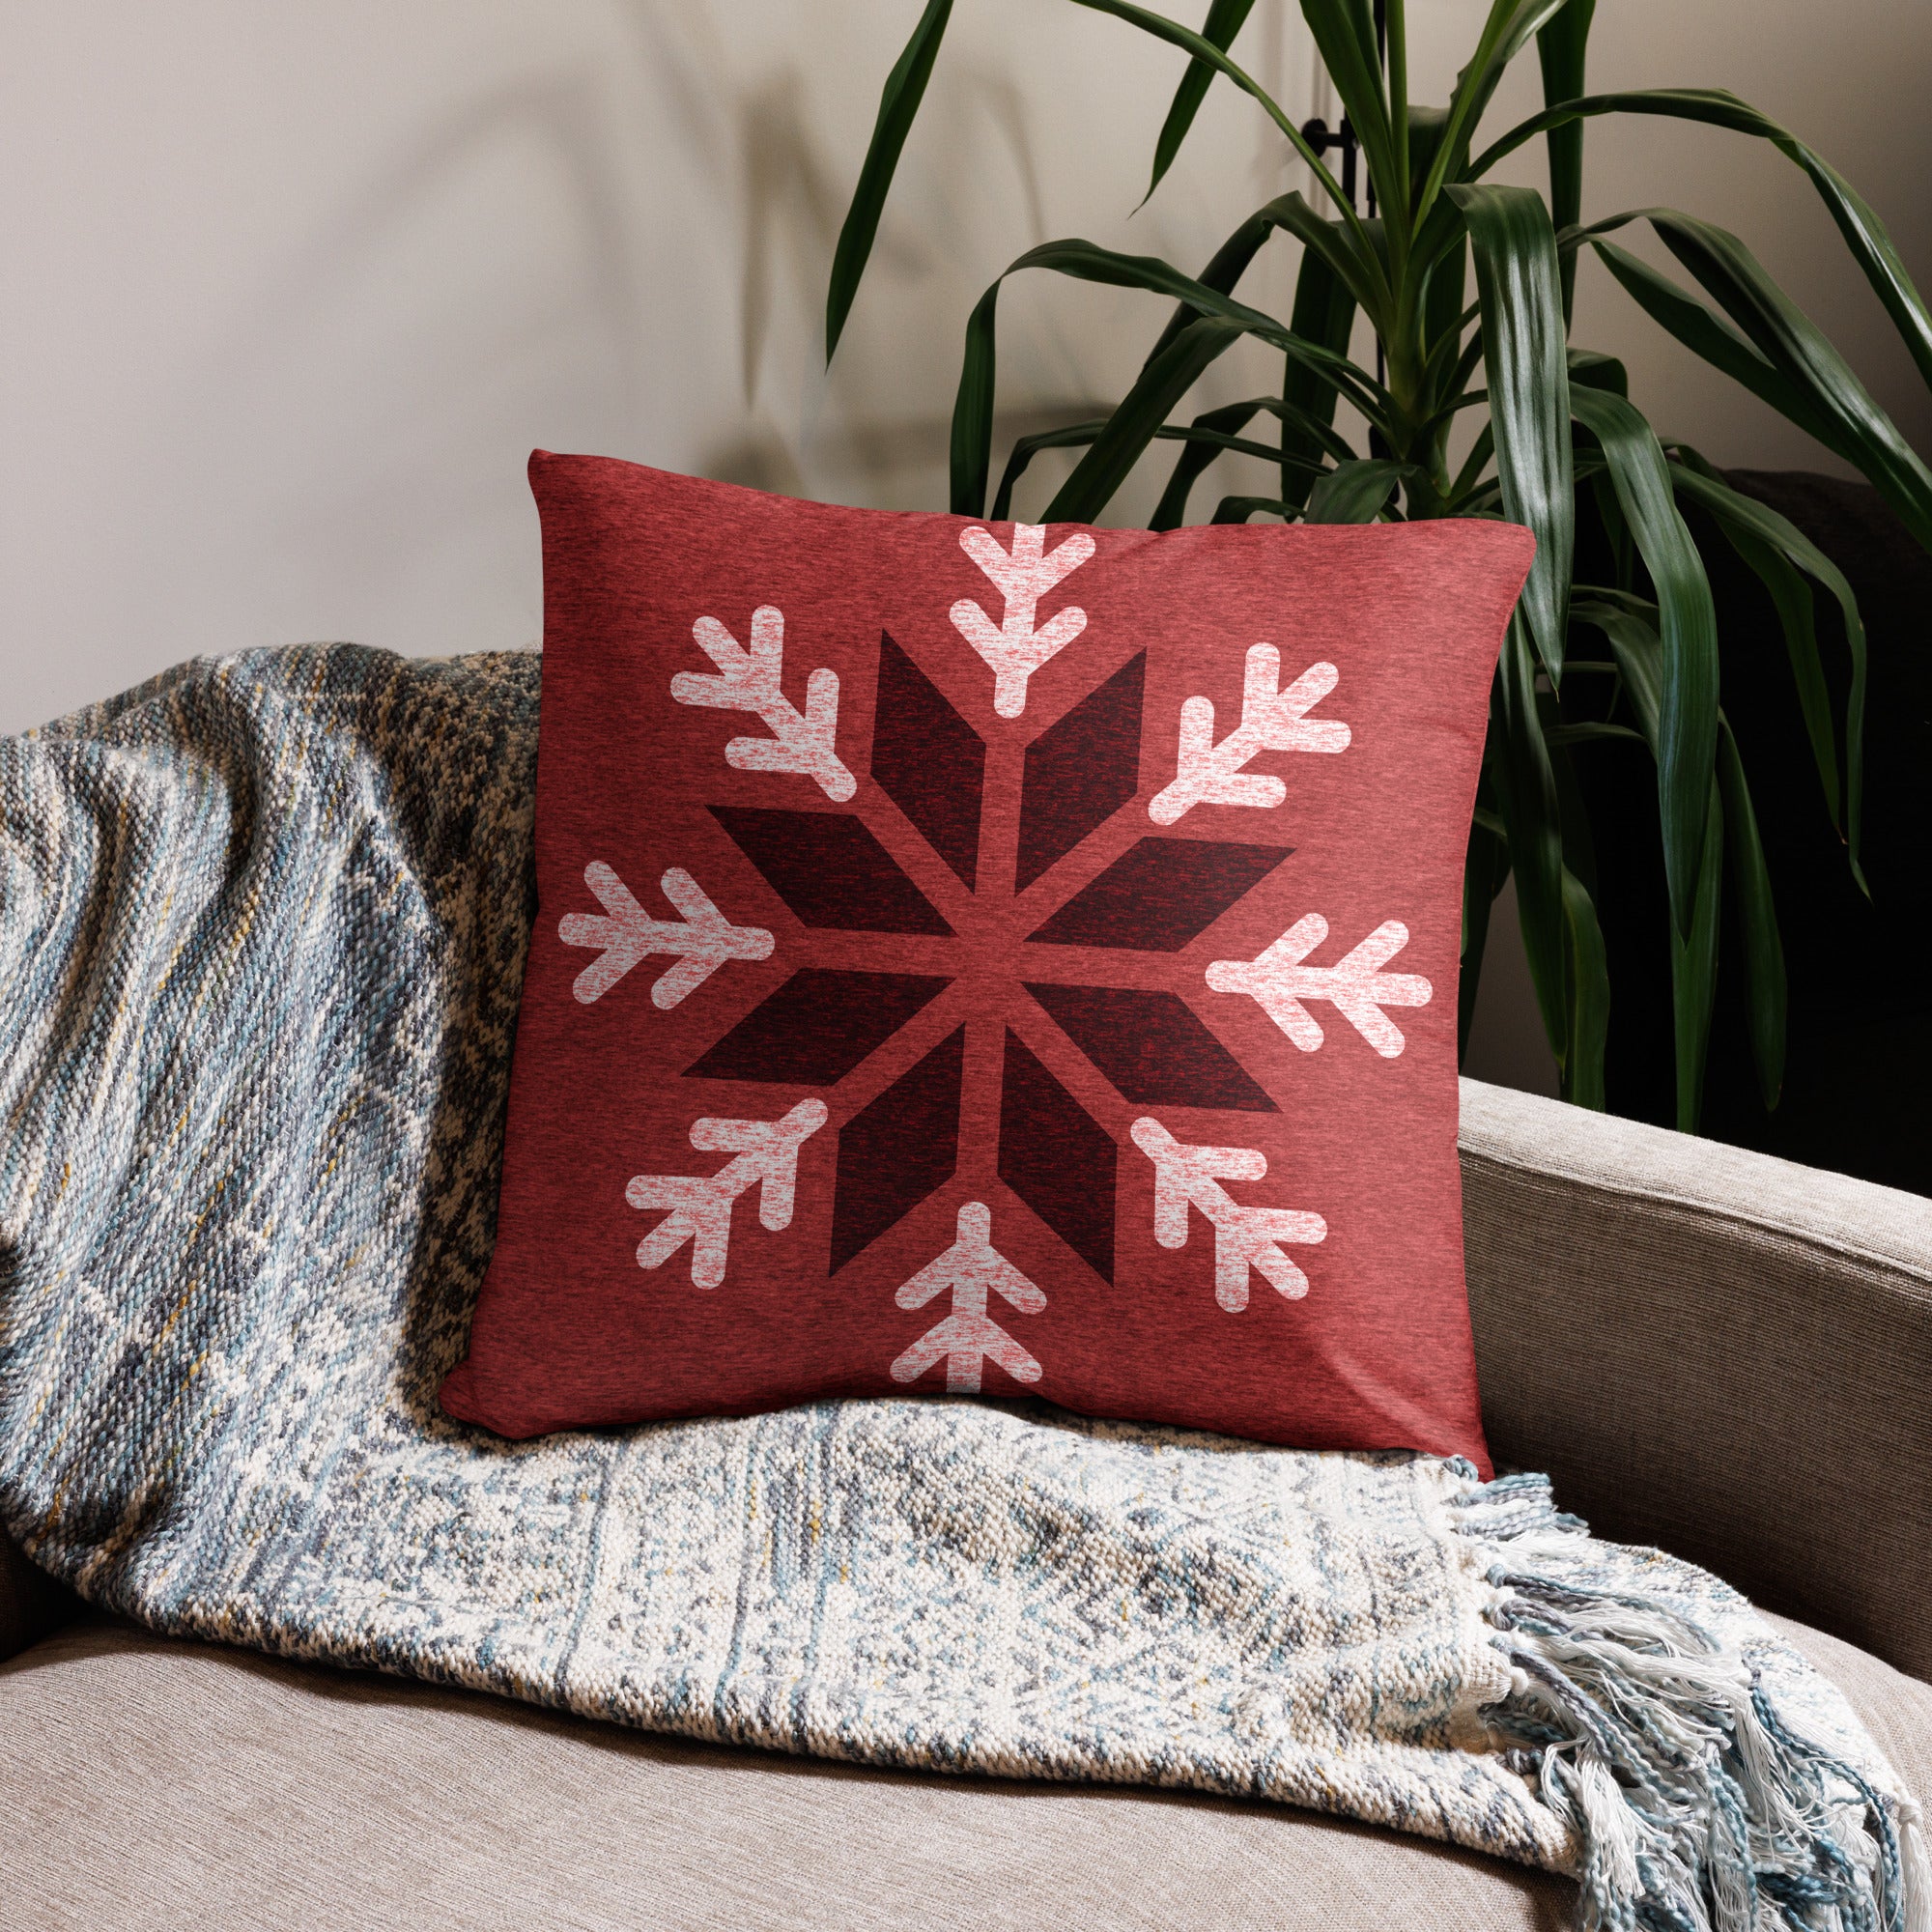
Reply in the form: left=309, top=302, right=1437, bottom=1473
left=440, top=454, right=1532, bottom=1465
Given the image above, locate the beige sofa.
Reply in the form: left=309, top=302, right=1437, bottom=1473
left=3, top=1078, right=1927, bottom=1931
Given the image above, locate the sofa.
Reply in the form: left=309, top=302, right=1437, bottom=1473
left=2, top=1076, right=1926, bottom=1931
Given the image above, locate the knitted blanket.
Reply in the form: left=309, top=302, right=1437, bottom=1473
left=1, top=646, right=1921, bottom=1932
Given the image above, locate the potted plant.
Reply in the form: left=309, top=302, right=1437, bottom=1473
left=823, top=0, right=1932, bottom=1129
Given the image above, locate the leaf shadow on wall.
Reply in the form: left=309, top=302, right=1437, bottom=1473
left=176, top=69, right=649, bottom=610
left=728, top=45, right=1066, bottom=511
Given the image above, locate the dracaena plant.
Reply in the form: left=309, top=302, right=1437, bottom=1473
left=822, top=0, right=1932, bottom=1128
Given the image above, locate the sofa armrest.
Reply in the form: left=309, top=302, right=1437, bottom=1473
left=0, top=1529, right=79, bottom=1663
left=1459, top=1076, right=1932, bottom=1682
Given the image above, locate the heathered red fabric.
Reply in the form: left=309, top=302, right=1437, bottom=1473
left=440, top=454, right=1532, bottom=1466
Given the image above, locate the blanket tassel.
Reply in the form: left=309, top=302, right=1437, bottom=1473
left=1461, top=1475, right=1929, bottom=1932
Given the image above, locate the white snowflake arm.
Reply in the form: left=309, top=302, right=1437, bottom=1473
left=628, top=1174, right=734, bottom=1286
left=890, top=1202, right=1045, bottom=1392
left=1223, top=1204, right=1328, bottom=1306
left=1207, top=914, right=1432, bottom=1057
left=626, top=1099, right=828, bottom=1288
left=890, top=1311, right=1042, bottom=1392
left=558, top=863, right=774, bottom=1008
left=671, top=605, right=856, bottom=801
left=1130, top=1118, right=1325, bottom=1313
left=949, top=524, right=1096, bottom=718
left=1148, top=647, right=1350, bottom=825
left=1138, top=1122, right=1266, bottom=1248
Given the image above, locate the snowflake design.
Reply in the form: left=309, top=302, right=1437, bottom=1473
left=566, top=522, right=1431, bottom=1391
left=559, top=863, right=773, bottom=1008
left=625, top=1100, right=827, bottom=1288
left=948, top=522, right=1095, bottom=717
left=890, top=1201, right=1045, bottom=1392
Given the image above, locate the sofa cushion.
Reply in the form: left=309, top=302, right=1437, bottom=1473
left=2, top=1614, right=1921, bottom=1932
left=1460, top=1075, right=1932, bottom=1680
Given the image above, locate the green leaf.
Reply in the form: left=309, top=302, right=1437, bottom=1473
left=1560, top=864, right=1609, bottom=1109
left=1150, top=397, right=1350, bottom=528
left=1449, top=184, right=1574, bottom=678
left=1386, top=0, right=1411, bottom=210
left=1682, top=494, right=1836, bottom=831
left=1037, top=240, right=1387, bottom=415
left=1305, top=459, right=1410, bottom=523
left=1150, top=402, right=1259, bottom=530
left=1208, top=495, right=1294, bottom=522
left=1571, top=595, right=1662, bottom=742
left=1589, top=469, right=1634, bottom=590
left=1535, top=0, right=1595, bottom=321
left=1296, top=0, right=1403, bottom=230
left=1459, top=803, right=1510, bottom=1062
left=1584, top=240, right=1850, bottom=460
left=1282, top=244, right=1360, bottom=507
left=991, top=421, right=1106, bottom=524
left=1144, top=0, right=1257, bottom=205
left=1669, top=779, right=1724, bottom=1132
left=1145, top=204, right=1285, bottom=370
left=826, top=0, right=953, bottom=361
left=1449, top=422, right=1495, bottom=504
left=1546, top=720, right=1645, bottom=747
left=1665, top=458, right=1869, bottom=889
left=1629, top=209, right=1932, bottom=551
left=1717, top=720, right=1787, bottom=1111
left=1405, top=103, right=1450, bottom=202
left=1045, top=316, right=1250, bottom=524
left=1258, top=190, right=1392, bottom=329
left=950, top=280, right=1002, bottom=517
left=1264, top=398, right=1358, bottom=468
left=1065, top=0, right=1372, bottom=245
left=1472, top=88, right=1932, bottom=394
left=1141, top=193, right=1378, bottom=386
left=1546, top=693, right=1606, bottom=1113
left=1164, top=423, right=1321, bottom=464
left=1569, top=598, right=1726, bottom=1123
left=1423, top=311, right=1486, bottom=407
left=1413, top=387, right=1498, bottom=444
left=1566, top=348, right=1626, bottom=396
left=1416, top=0, right=1574, bottom=224
left=1406, top=107, right=1470, bottom=429
left=949, top=237, right=1392, bottom=518
left=1487, top=614, right=1569, bottom=1062
left=1727, top=531, right=1834, bottom=810
left=994, top=407, right=1324, bottom=527
left=1423, top=279, right=1471, bottom=419
left=1569, top=384, right=1719, bottom=938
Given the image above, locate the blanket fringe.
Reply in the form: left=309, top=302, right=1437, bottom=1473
left=1458, top=1472, right=1929, bottom=1932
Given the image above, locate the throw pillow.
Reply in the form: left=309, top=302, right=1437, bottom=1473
left=439, top=454, right=1532, bottom=1465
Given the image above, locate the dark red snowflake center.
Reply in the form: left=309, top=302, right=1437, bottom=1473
left=670, top=618, right=1298, bottom=1287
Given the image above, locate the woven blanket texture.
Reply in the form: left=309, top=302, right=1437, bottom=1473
left=0, top=646, right=1921, bottom=1932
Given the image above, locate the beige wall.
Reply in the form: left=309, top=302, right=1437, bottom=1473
left=5, top=2, right=1927, bottom=1085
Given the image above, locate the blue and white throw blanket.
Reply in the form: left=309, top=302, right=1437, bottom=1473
left=0, top=646, right=1922, bottom=1931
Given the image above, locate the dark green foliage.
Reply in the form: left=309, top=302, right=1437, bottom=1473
left=825, top=0, right=1930, bottom=1127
